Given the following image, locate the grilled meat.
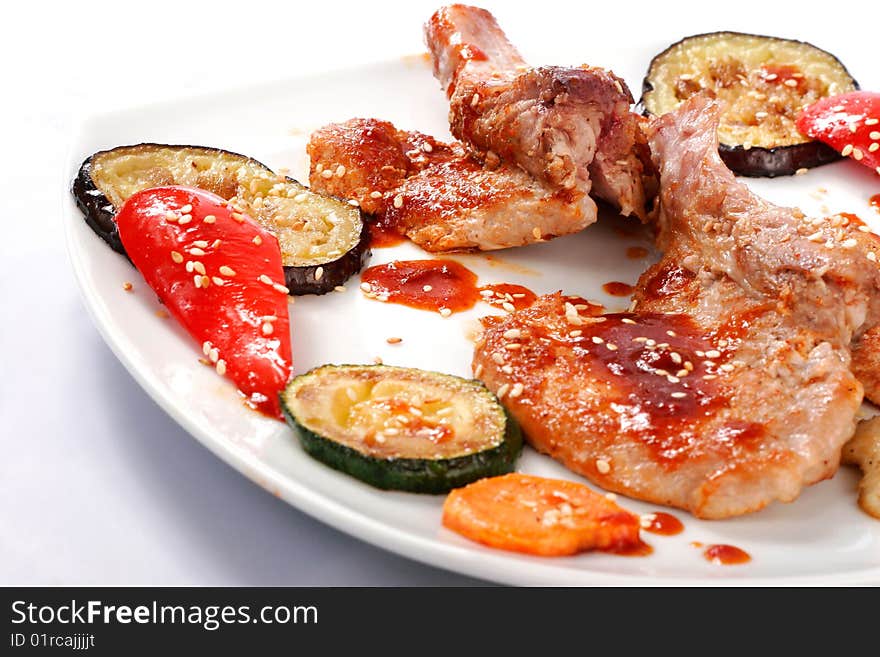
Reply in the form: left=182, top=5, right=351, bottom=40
left=473, top=95, right=880, bottom=518
left=307, top=118, right=595, bottom=251
left=425, top=4, right=656, bottom=220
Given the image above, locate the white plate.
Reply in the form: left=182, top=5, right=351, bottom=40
left=65, top=55, right=880, bottom=586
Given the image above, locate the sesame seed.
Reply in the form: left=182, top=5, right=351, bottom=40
left=666, top=330, right=677, bottom=337
left=471, top=93, right=480, bottom=107
left=262, top=323, right=274, bottom=335
left=165, top=211, right=179, bottom=222
left=870, top=131, right=880, bottom=140
left=209, top=348, right=219, bottom=363
left=865, top=118, right=879, bottom=126
left=596, top=459, right=611, bottom=474
left=868, top=252, right=877, bottom=262
left=392, top=194, right=404, bottom=209
left=621, top=318, right=636, bottom=325
left=178, top=215, right=192, bottom=225
left=842, top=238, right=858, bottom=249
left=439, top=307, right=452, bottom=317
left=336, top=165, right=346, bottom=177
left=122, top=282, right=133, bottom=291
left=273, top=283, right=290, bottom=294
left=806, top=230, right=824, bottom=242
left=386, top=337, right=402, bottom=344
left=720, top=363, right=735, bottom=372
left=231, top=213, right=245, bottom=223
left=569, top=330, right=583, bottom=337
left=259, top=274, right=273, bottom=285
left=605, top=493, right=617, bottom=502
left=201, top=276, right=211, bottom=288
left=633, top=336, right=648, bottom=343
left=253, top=235, right=263, bottom=245
left=501, top=365, right=513, bottom=374
left=315, top=266, right=324, bottom=281
left=360, top=282, right=373, bottom=293
left=532, top=227, right=542, bottom=239
left=194, top=275, right=203, bottom=288
left=203, top=214, right=216, bottom=224
left=591, top=336, right=604, bottom=344
left=423, top=285, right=433, bottom=292
left=202, top=341, right=212, bottom=356
left=503, top=329, right=522, bottom=340
left=369, top=191, right=383, bottom=199
left=334, top=285, right=346, bottom=293
left=502, top=302, right=515, bottom=312
left=666, top=375, right=680, bottom=383
left=605, top=342, right=618, bottom=351
left=671, top=352, right=682, bottom=364
left=870, top=143, right=879, bottom=153
left=842, top=144, right=854, bottom=157
left=215, top=359, right=226, bottom=376
left=853, top=148, right=864, bottom=161
left=474, top=364, right=484, bottom=378
left=492, top=353, right=505, bottom=365
left=671, top=391, right=687, bottom=399
left=171, top=251, right=183, bottom=263
left=193, top=240, right=209, bottom=249
left=193, top=262, right=206, bottom=275
left=496, top=383, right=509, bottom=399
left=320, top=169, right=333, bottom=179
left=504, top=343, right=521, bottom=350
left=795, top=168, right=808, bottom=176
left=703, top=374, right=717, bottom=380
left=509, top=382, right=524, bottom=398
left=705, top=350, right=721, bottom=359
left=189, top=247, right=206, bottom=257
left=212, top=277, right=225, bottom=286
left=676, top=369, right=689, bottom=378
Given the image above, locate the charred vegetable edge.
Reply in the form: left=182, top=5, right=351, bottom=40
left=637, top=31, right=859, bottom=177
left=280, top=364, right=523, bottom=494
left=71, top=143, right=370, bottom=294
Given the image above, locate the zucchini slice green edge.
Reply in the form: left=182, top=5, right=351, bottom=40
left=638, top=31, right=859, bottom=177
left=71, top=143, right=370, bottom=295
left=281, top=364, right=523, bottom=494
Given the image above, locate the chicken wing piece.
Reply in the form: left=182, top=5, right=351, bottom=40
left=473, top=95, right=880, bottom=518
left=307, top=118, right=595, bottom=252
left=425, top=4, right=656, bottom=220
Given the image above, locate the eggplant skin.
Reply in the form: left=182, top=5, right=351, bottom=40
left=71, top=155, right=127, bottom=254
left=718, top=141, right=841, bottom=178
left=638, top=31, right=859, bottom=177
left=71, top=143, right=371, bottom=295
left=283, top=220, right=371, bottom=295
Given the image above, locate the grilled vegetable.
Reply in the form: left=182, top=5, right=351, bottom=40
left=639, top=32, right=858, bottom=176
left=281, top=365, right=522, bottom=493
left=442, top=474, right=642, bottom=556
left=72, top=144, right=369, bottom=294
left=797, top=91, right=880, bottom=177
left=116, top=185, right=292, bottom=418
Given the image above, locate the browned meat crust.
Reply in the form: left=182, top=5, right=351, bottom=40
left=307, top=118, right=595, bottom=252
left=473, top=95, right=880, bottom=518
left=425, top=4, right=657, bottom=220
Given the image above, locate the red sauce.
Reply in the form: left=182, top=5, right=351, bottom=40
left=761, top=64, right=803, bottom=87
left=368, top=218, right=405, bottom=248
left=870, top=194, right=880, bottom=213
left=643, top=264, right=696, bottom=301
left=641, top=512, right=684, bottom=536
left=626, top=246, right=649, bottom=259
left=478, top=283, right=537, bottom=311
left=704, top=544, right=751, bottom=565
left=602, top=281, right=635, bottom=297
left=361, top=259, right=480, bottom=313
left=607, top=540, right=654, bottom=557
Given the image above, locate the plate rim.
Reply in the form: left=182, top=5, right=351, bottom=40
left=62, top=59, right=880, bottom=587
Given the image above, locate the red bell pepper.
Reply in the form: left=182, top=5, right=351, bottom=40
left=797, top=91, right=880, bottom=177
left=116, top=185, right=292, bottom=418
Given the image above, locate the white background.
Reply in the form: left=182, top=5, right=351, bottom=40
left=3, top=0, right=878, bottom=584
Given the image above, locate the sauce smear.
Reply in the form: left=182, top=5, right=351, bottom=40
left=479, top=283, right=537, bottom=311
left=608, top=540, right=653, bottom=557
left=641, top=512, right=684, bottom=536
left=368, top=218, right=405, bottom=248
left=602, top=281, right=635, bottom=297
left=870, top=194, right=880, bottom=213
left=704, top=544, right=751, bottom=565
left=361, top=259, right=479, bottom=313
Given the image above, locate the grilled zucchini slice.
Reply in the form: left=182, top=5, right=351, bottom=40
left=281, top=365, right=522, bottom=493
left=639, top=32, right=858, bottom=177
left=72, top=144, right=369, bottom=294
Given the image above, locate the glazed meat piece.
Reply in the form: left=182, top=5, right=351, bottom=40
left=425, top=5, right=656, bottom=220
left=473, top=95, right=880, bottom=518
left=308, top=118, right=595, bottom=251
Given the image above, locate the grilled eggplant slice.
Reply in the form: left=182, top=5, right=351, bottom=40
left=639, top=32, right=858, bottom=177
left=72, top=144, right=369, bottom=294
left=281, top=364, right=523, bottom=493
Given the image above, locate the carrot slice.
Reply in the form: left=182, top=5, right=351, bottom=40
left=442, top=473, right=641, bottom=556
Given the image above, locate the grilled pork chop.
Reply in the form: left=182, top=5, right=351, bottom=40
left=473, top=95, right=880, bottom=518
left=307, top=118, right=595, bottom=251
left=425, top=4, right=656, bottom=220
